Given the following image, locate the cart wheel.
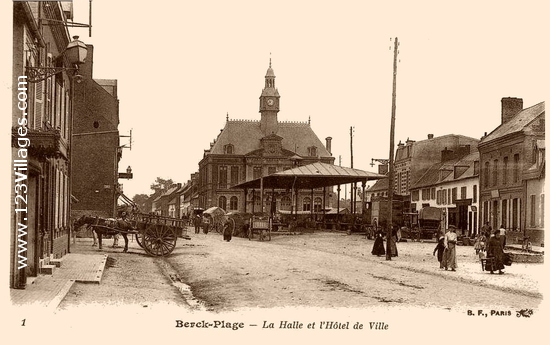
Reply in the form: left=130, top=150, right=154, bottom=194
left=135, top=232, right=144, bottom=248
left=142, top=224, right=177, bottom=256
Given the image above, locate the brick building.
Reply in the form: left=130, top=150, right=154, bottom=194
left=71, top=45, right=123, bottom=221
left=478, top=98, right=545, bottom=245
left=198, top=61, right=335, bottom=213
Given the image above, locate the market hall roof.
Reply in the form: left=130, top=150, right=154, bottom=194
left=231, top=162, right=385, bottom=190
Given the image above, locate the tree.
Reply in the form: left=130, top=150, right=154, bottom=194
left=132, top=193, right=149, bottom=211
left=150, top=177, right=174, bottom=195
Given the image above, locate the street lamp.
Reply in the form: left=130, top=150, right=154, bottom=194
left=25, top=36, right=88, bottom=83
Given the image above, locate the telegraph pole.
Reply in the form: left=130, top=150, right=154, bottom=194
left=386, top=37, right=399, bottom=261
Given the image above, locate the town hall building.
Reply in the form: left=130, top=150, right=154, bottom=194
left=198, top=61, right=335, bottom=213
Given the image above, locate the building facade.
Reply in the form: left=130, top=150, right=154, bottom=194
left=11, top=1, right=76, bottom=288
left=410, top=151, right=480, bottom=236
left=71, top=45, right=123, bottom=221
left=478, top=98, right=545, bottom=246
left=198, top=62, right=335, bottom=213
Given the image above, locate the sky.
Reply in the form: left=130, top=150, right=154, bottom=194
left=7, top=0, right=548, bottom=199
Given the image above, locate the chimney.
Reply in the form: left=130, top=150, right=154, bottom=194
left=427, top=134, right=434, bottom=139
left=441, top=147, right=455, bottom=162
left=325, top=137, right=332, bottom=155
left=501, top=97, right=523, bottom=124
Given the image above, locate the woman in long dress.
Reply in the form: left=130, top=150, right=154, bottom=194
left=443, top=225, right=458, bottom=271
left=388, top=226, right=398, bottom=257
left=371, top=229, right=386, bottom=256
left=486, top=231, right=505, bottom=274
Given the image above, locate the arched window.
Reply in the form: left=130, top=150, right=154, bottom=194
left=229, top=196, right=238, bottom=210
left=303, top=197, right=311, bottom=211
left=225, top=144, right=234, bottom=154
left=280, top=196, right=292, bottom=211
left=219, top=196, right=227, bottom=210
left=314, top=197, right=323, bottom=212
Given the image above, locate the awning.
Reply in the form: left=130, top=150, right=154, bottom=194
left=231, top=162, right=385, bottom=190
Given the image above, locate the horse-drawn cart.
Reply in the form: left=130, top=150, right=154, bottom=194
left=75, top=212, right=189, bottom=257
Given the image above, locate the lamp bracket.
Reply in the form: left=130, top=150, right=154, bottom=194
left=25, top=66, right=77, bottom=83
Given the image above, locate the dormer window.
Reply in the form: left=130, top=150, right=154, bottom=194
left=308, top=146, right=317, bottom=157
left=224, top=144, right=234, bottom=154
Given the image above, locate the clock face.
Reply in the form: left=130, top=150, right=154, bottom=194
left=267, top=98, right=274, bottom=106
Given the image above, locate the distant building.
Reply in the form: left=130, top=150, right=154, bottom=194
left=410, top=151, right=480, bottom=236
left=198, top=61, right=335, bottom=213
left=478, top=98, right=545, bottom=246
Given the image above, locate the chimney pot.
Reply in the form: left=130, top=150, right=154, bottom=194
left=428, top=134, right=434, bottom=139
left=325, top=136, right=332, bottom=155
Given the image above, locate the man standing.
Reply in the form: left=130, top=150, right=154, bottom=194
left=499, top=224, right=507, bottom=248
left=194, top=214, right=202, bottom=234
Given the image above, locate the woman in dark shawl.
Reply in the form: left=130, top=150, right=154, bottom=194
left=371, top=229, right=386, bottom=256
left=486, top=230, right=505, bottom=274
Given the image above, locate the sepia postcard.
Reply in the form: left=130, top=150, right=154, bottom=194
left=3, top=1, right=547, bottom=344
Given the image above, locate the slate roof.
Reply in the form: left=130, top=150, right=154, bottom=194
left=209, top=119, right=331, bottom=157
left=411, top=151, right=480, bottom=189
left=480, top=101, right=545, bottom=144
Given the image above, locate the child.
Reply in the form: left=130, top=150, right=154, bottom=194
left=433, top=233, right=445, bottom=269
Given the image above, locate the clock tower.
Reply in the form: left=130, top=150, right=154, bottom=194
left=259, top=58, right=280, bottom=135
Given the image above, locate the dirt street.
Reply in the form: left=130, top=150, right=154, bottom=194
left=59, top=231, right=542, bottom=313
left=166, top=231, right=542, bottom=312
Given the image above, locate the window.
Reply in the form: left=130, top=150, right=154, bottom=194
left=411, top=190, right=419, bottom=201
left=308, top=147, right=317, bottom=157
left=512, top=198, right=518, bottom=230
left=473, top=185, right=477, bottom=203
left=230, top=166, right=239, bottom=186
left=229, top=196, right=238, bottom=210
left=314, top=197, right=323, bottom=212
left=452, top=187, right=457, bottom=203
left=492, top=160, right=498, bottom=186
left=302, top=197, right=311, bottom=211
left=219, top=196, right=227, bottom=210
left=473, top=161, right=480, bottom=176
left=513, top=154, right=520, bottom=183
left=268, top=166, right=276, bottom=175
left=460, top=186, right=466, bottom=200
left=224, top=144, right=234, bottom=154
left=281, top=196, right=291, bottom=211
left=431, top=188, right=436, bottom=200
left=484, top=162, right=490, bottom=187
left=218, top=166, right=227, bottom=188
left=503, top=156, right=508, bottom=185
left=253, top=166, right=262, bottom=179
left=448, top=189, right=451, bottom=204
left=422, top=188, right=430, bottom=201
left=502, top=199, right=507, bottom=228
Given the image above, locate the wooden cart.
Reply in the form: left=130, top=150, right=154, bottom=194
left=249, top=216, right=271, bottom=241
left=131, top=213, right=189, bottom=256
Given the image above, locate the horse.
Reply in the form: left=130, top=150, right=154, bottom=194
left=74, top=215, right=136, bottom=253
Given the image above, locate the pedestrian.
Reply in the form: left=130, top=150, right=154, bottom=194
left=433, top=232, right=445, bottom=269
left=223, top=217, right=234, bottom=242
left=371, top=229, right=386, bottom=256
left=473, top=232, right=487, bottom=255
left=499, top=224, right=507, bottom=248
left=193, top=214, right=201, bottom=234
left=442, top=225, right=458, bottom=271
left=480, top=221, right=492, bottom=238
left=387, top=226, right=398, bottom=257
left=486, top=230, right=505, bottom=274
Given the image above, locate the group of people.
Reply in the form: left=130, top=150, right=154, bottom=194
left=371, top=226, right=399, bottom=257
left=433, top=222, right=507, bottom=274
left=193, top=213, right=234, bottom=242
